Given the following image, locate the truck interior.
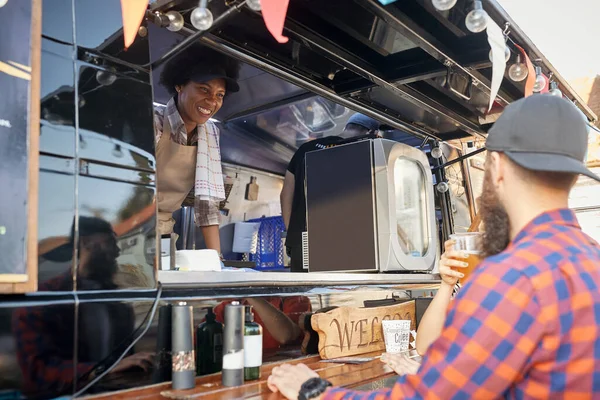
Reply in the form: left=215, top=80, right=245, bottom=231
left=144, top=0, right=596, bottom=259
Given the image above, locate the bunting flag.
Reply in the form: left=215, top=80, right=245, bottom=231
left=121, top=0, right=149, bottom=49
left=260, top=0, right=290, bottom=43
left=486, top=20, right=506, bottom=111
left=514, top=43, right=536, bottom=97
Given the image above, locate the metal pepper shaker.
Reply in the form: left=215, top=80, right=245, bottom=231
left=171, top=302, right=195, bottom=390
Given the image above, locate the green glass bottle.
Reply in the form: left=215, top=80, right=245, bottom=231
left=196, top=307, right=223, bottom=376
left=243, top=305, right=263, bottom=381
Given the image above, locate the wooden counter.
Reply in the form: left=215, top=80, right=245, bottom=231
left=84, top=352, right=398, bottom=399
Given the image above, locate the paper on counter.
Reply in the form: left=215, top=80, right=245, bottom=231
left=175, top=249, right=222, bottom=272
left=486, top=19, right=507, bottom=111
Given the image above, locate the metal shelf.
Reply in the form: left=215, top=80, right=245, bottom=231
left=158, top=270, right=441, bottom=289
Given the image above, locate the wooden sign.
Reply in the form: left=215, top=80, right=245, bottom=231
left=0, top=0, right=41, bottom=293
left=311, top=301, right=416, bottom=360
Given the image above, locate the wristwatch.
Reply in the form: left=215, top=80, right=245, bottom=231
left=298, top=377, right=332, bottom=400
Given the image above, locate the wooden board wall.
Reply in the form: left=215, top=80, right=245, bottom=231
left=0, top=0, right=40, bottom=293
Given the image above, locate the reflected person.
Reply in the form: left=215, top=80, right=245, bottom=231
left=13, top=217, right=153, bottom=398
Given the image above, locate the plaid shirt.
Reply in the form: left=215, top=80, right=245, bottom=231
left=325, top=209, right=600, bottom=399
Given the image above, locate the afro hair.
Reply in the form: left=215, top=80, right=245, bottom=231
left=159, top=43, right=241, bottom=96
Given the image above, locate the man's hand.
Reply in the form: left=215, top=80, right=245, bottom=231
left=439, top=239, right=469, bottom=287
left=111, top=352, right=155, bottom=375
left=381, top=353, right=420, bottom=375
left=267, top=363, right=319, bottom=399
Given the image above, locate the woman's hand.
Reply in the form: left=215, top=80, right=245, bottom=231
left=381, top=353, right=421, bottom=376
left=439, top=239, right=469, bottom=287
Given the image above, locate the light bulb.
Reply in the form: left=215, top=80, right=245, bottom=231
left=166, top=11, right=184, bottom=32
left=79, top=135, right=87, bottom=150
left=465, top=0, right=488, bottom=33
left=533, top=66, right=545, bottom=93
left=431, top=146, right=443, bottom=159
left=508, top=57, right=528, bottom=82
left=549, top=81, right=563, bottom=97
left=96, top=68, right=117, bottom=86
left=436, top=181, right=450, bottom=193
left=432, top=0, right=457, bottom=11
left=489, top=45, right=510, bottom=62
left=247, top=0, right=262, bottom=11
left=191, top=5, right=213, bottom=31
left=112, top=144, right=124, bottom=158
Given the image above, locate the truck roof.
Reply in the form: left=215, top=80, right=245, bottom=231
left=148, top=0, right=595, bottom=143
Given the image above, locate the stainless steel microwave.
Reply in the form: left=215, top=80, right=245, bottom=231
left=304, top=139, right=438, bottom=273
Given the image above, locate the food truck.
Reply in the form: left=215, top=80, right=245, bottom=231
left=0, top=0, right=599, bottom=398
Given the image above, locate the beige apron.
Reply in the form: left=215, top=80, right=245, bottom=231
left=156, top=122, right=197, bottom=235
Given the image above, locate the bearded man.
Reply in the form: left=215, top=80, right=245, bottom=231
left=266, top=95, right=600, bottom=399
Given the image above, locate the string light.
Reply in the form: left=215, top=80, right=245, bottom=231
left=247, top=0, right=262, bottom=11
left=191, top=0, right=214, bottom=31
left=432, top=0, right=457, bottom=11
left=549, top=81, right=563, bottom=97
left=532, top=66, right=545, bottom=93
left=112, top=144, right=124, bottom=158
left=489, top=45, right=510, bottom=63
left=96, top=68, right=117, bottom=86
left=165, top=11, right=184, bottom=31
left=508, top=54, right=528, bottom=82
left=431, top=146, right=443, bottom=159
left=465, top=0, right=489, bottom=33
left=436, top=181, right=450, bottom=193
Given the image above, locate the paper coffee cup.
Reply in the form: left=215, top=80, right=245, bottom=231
left=382, top=320, right=411, bottom=354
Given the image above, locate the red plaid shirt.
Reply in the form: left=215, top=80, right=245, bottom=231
left=325, top=209, right=600, bottom=399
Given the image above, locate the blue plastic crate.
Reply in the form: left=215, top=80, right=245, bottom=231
left=248, top=216, right=286, bottom=270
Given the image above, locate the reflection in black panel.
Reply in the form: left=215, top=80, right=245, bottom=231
left=77, top=65, right=155, bottom=171
left=80, top=161, right=155, bottom=186
left=38, top=161, right=76, bottom=287
left=40, top=39, right=76, bottom=158
left=74, top=0, right=150, bottom=65
left=0, top=301, right=76, bottom=399
left=42, top=0, right=74, bottom=44
left=78, top=49, right=151, bottom=84
left=74, top=300, right=153, bottom=396
left=77, top=175, right=156, bottom=290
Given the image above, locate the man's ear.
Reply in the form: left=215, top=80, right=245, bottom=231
left=488, top=151, right=505, bottom=188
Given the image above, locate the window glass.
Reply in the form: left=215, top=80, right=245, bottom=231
left=394, top=157, right=429, bottom=256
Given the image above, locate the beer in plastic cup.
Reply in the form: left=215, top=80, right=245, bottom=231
left=449, top=233, right=482, bottom=282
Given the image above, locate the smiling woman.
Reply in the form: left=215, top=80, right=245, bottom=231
left=154, top=44, right=240, bottom=254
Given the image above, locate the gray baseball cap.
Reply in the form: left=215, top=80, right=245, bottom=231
left=486, top=94, right=600, bottom=182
